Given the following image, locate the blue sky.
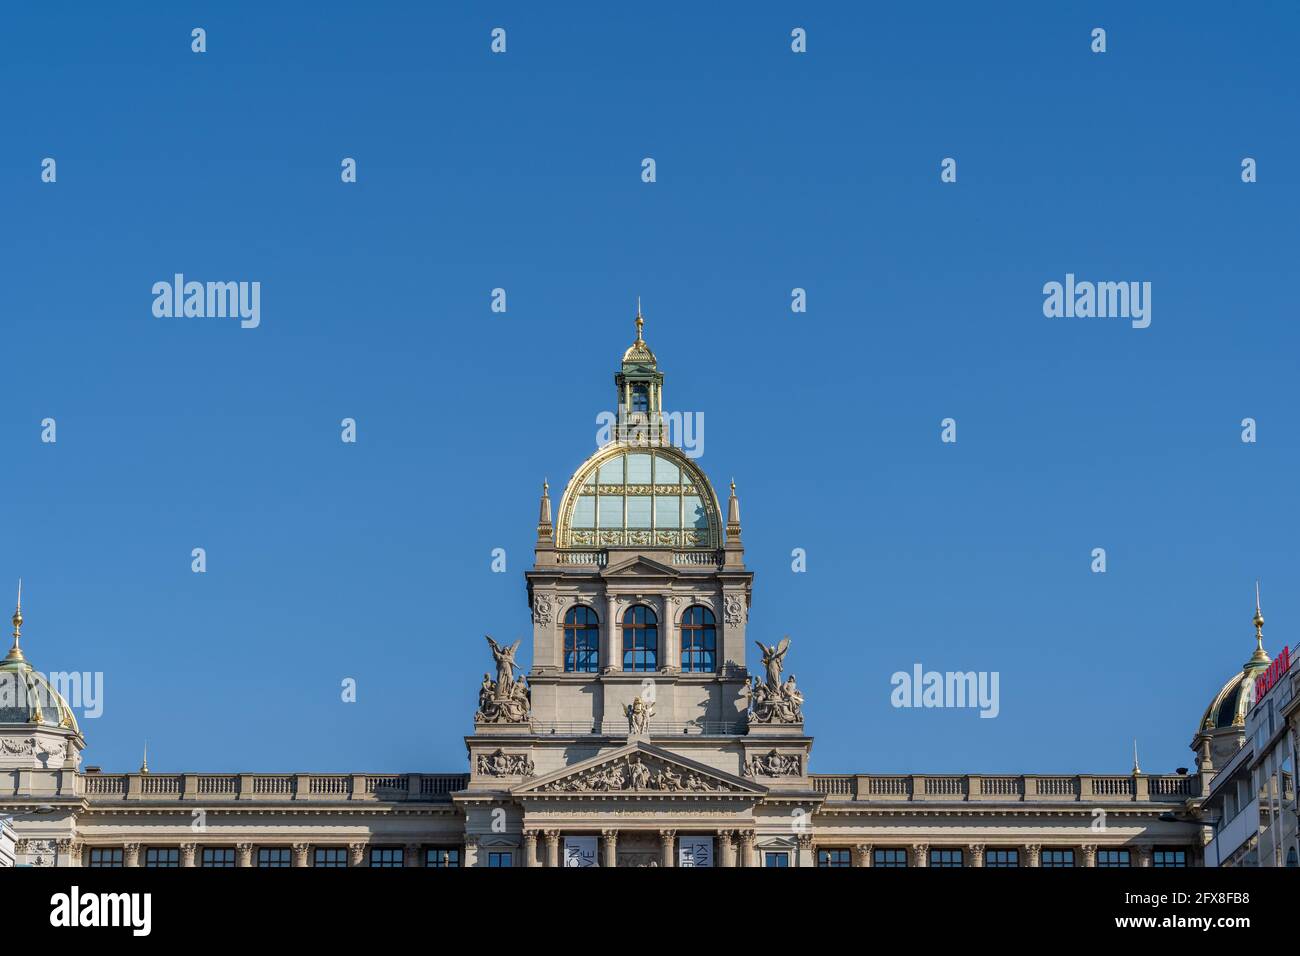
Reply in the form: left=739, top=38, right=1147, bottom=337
left=2, top=2, right=1298, bottom=775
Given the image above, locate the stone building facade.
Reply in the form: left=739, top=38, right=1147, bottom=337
left=1, top=311, right=1271, bottom=868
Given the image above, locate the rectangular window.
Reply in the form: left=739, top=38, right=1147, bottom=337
left=626, top=453, right=652, bottom=483
left=654, top=495, right=681, bottom=528
left=653, top=455, right=680, bottom=484
left=257, top=847, right=292, bottom=868
left=683, top=495, right=708, bottom=529
left=929, top=848, right=963, bottom=867
left=763, top=851, right=789, bottom=868
left=1097, top=849, right=1131, bottom=868
left=314, top=847, right=348, bottom=868
left=817, top=848, right=851, bottom=868
left=572, top=495, right=595, bottom=528
left=597, top=495, right=623, bottom=528
left=1041, top=849, right=1075, bottom=868
left=487, top=851, right=512, bottom=868
left=873, top=848, right=908, bottom=868
left=985, top=849, right=1019, bottom=868
left=626, top=495, right=652, bottom=528
left=369, top=847, right=404, bottom=868
left=201, top=847, right=236, bottom=868
left=88, top=848, right=123, bottom=868
left=426, top=848, right=461, bottom=868
left=144, top=847, right=179, bottom=868
left=1153, top=849, right=1187, bottom=868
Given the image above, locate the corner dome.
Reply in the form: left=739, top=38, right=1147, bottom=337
left=556, top=444, right=722, bottom=550
left=1198, top=601, right=1270, bottom=734
left=0, top=593, right=81, bottom=735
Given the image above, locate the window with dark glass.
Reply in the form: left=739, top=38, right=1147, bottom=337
left=622, top=605, right=658, bottom=672
left=1097, top=849, right=1130, bottom=868
left=426, top=848, right=462, bottom=868
left=314, top=847, right=347, bottom=868
left=563, top=605, right=600, bottom=673
left=817, top=848, right=851, bottom=868
left=929, top=848, right=963, bottom=867
left=487, top=851, right=512, bottom=868
left=201, top=847, right=236, bottom=868
left=1153, top=849, right=1187, bottom=868
left=631, top=384, right=649, bottom=413
left=257, top=847, right=292, bottom=868
left=144, top=847, right=179, bottom=868
left=89, top=848, right=123, bottom=868
left=1041, top=849, right=1074, bottom=868
left=680, top=605, right=717, bottom=673
left=985, top=849, right=1019, bottom=867
left=369, top=847, right=403, bottom=868
left=874, top=848, right=908, bottom=868
left=763, top=851, right=789, bottom=868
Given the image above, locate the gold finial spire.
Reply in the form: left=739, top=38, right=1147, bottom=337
left=1249, top=580, right=1269, bottom=664
left=139, top=741, right=149, bottom=775
left=1132, top=739, right=1141, bottom=775
left=635, top=297, right=644, bottom=342
left=5, top=579, right=23, bottom=663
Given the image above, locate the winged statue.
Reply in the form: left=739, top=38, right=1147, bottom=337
left=485, top=635, right=522, bottom=687
left=755, top=636, right=791, bottom=690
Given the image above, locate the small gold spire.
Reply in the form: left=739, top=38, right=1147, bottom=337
left=139, top=741, right=149, bottom=775
left=1132, top=739, right=1141, bottom=775
left=5, top=579, right=24, bottom=663
left=635, top=297, right=644, bottom=342
left=1250, top=580, right=1269, bottom=664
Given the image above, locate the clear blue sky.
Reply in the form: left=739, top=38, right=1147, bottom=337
left=3, top=2, right=1297, bottom=775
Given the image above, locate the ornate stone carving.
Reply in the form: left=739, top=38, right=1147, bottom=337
left=724, top=593, right=747, bottom=626
left=743, top=749, right=802, bottom=777
left=476, top=749, right=535, bottom=777
left=348, top=842, right=367, bottom=867
left=743, top=637, right=804, bottom=724
left=537, top=754, right=739, bottom=794
left=0, top=737, right=36, bottom=756
left=626, top=695, right=654, bottom=736
left=475, top=636, right=531, bottom=724
left=532, top=593, right=554, bottom=626
left=19, top=839, right=57, bottom=867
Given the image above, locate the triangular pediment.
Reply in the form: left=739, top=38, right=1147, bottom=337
left=514, top=743, right=763, bottom=797
left=600, top=555, right=679, bottom=580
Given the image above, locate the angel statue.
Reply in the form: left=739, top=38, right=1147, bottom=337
left=485, top=635, right=522, bottom=688
left=754, top=636, right=791, bottom=691
left=626, top=695, right=655, bottom=736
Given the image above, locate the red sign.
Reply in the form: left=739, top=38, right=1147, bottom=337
left=1255, top=645, right=1292, bottom=704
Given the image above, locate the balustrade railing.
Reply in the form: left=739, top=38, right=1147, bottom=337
left=78, top=772, right=469, bottom=803
left=809, top=773, right=1199, bottom=803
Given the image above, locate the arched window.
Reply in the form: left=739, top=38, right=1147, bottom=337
left=621, top=605, right=658, bottom=672
left=680, top=605, right=716, bottom=673
left=563, top=606, right=600, bottom=673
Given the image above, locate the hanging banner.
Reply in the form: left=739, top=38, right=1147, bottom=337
left=678, top=837, right=714, bottom=868
left=563, top=836, right=598, bottom=867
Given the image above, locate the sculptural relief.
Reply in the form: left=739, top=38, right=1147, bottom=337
left=745, top=637, right=805, bottom=724
left=474, top=636, right=531, bottom=724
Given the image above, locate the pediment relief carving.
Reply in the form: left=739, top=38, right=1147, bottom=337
left=519, top=746, right=759, bottom=797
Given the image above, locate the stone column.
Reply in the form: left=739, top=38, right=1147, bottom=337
left=739, top=830, right=756, bottom=868
left=604, top=593, right=619, bottom=673
left=1137, top=845, right=1152, bottom=868
left=796, top=834, right=815, bottom=867
left=405, top=842, right=421, bottom=867
left=292, top=843, right=311, bottom=867
left=659, top=829, right=677, bottom=868
left=523, top=830, right=539, bottom=868
left=717, top=830, right=735, bottom=867
left=1081, top=844, right=1097, bottom=868
left=348, top=842, right=367, bottom=868
left=237, top=843, right=254, bottom=868
left=854, top=843, right=873, bottom=868
left=123, top=843, right=141, bottom=868
left=600, top=829, right=618, bottom=868
left=911, top=843, right=928, bottom=868
left=544, top=830, right=560, bottom=868
left=180, top=843, right=197, bottom=868
left=1025, top=844, right=1041, bottom=868
left=660, top=595, right=677, bottom=672
left=968, top=843, right=985, bottom=868
left=463, top=836, right=479, bottom=868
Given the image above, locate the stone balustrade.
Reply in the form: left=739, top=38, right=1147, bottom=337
left=78, top=772, right=469, bottom=802
left=810, top=773, right=1198, bottom=802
